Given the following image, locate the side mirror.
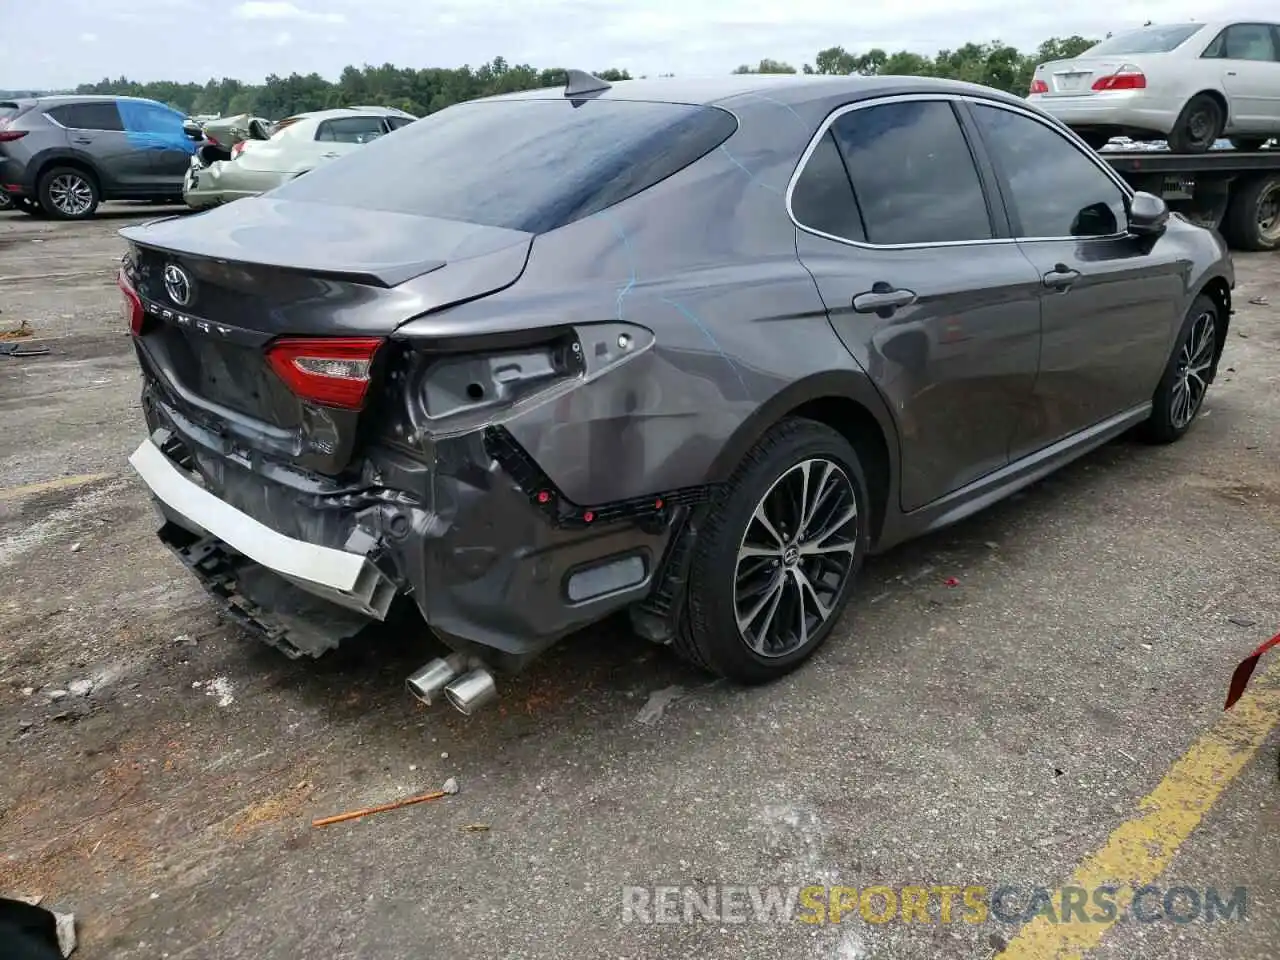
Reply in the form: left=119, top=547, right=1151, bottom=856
left=1128, top=191, right=1169, bottom=237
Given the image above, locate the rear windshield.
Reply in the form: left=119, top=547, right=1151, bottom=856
left=270, top=98, right=739, bottom=234
left=1084, top=24, right=1205, bottom=56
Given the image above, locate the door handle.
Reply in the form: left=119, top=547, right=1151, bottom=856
left=320, top=151, right=341, bottom=159
left=72, top=137, right=93, bottom=144
left=1042, top=264, right=1081, bottom=290
left=853, top=283, right=917, bottom=317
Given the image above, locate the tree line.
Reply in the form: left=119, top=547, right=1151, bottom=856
left=4, top=36, right=1098, bottom=120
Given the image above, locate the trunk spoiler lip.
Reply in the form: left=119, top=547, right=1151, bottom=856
left=118, top=232, right=449, bottom=289
left=118, top=199, right=534, bottom=288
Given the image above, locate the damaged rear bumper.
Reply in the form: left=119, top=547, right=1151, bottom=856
left=129, top=436, right=396, bottom=619
left=129, top=396, right=686, bottom=669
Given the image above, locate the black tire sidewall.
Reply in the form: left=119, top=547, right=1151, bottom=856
left=1224, top=175, right=1280, bottom=252
left=1146, top=294, right=1218, bottom=443
left=38, top=167, right=99, bottom=220
left=685, top=419, right=871, bottom=683
left=1170, top=95, right=1223, bottom=153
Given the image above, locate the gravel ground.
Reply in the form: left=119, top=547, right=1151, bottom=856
left=0, top=203, right=1277, bottom=960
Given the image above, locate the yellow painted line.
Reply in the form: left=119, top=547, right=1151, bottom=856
left=0, top=472, right=115, bottom=503
left=997, top=654, right=1280, bottom=960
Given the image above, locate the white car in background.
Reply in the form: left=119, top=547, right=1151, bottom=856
left=1028, top=20, right=1280, bottom=153
left=183, top=106, right=416, bottom=209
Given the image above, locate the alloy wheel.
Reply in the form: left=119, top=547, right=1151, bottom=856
left=48, top=174, right=94, bottom=217
left=1170, top=311, right=1216, bottom=429
left=0, top=191, right=12, bottom=211
left=734, top=458, right=859, bottom=658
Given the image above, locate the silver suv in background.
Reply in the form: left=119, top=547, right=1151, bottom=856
left=0, top=95, right=198, bottom=219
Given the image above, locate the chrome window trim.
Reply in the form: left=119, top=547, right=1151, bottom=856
left=784, top=91, right=1135, bottom=250
left=41, top=99, right=124, bottom=133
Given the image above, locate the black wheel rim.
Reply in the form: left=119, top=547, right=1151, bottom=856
left=734, top=458, right=859, bottom=658
left=1186, top=107, right=1218, bottom=148
left=1171, top=311, right=1215, bottom=429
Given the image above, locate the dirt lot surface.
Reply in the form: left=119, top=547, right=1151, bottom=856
left=1, top=203, right=1277, bottom=960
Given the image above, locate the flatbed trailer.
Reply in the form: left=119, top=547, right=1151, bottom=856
left=1102, top=149, right=1280, bottom=251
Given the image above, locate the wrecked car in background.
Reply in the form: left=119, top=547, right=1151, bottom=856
left=119, top=71, right=1233, bottom=716
left=182, top=106, right=415, bottom=209
left=193, top=112, right=274, bottom=165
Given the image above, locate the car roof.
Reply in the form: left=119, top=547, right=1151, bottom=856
left=478, top=73, right=1031, bottom=110
left=283, top=107, right=410, bottom=123
left=32, top=94, right=172, bottom=107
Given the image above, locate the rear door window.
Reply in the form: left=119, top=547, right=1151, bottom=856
left=790, top=129, right=866, bottom=243
left=1204, top=23, right=1280, bottom=62
left=828, top=100, right=993, bottom=245
left=271, top=98, right=738, bottom=234
left=315, top=116, right=389, bottom=144
left=47, top=101, right=124, bottom=131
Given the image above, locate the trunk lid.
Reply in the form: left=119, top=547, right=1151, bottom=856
left=1034, top=57, right=1131, bottom=97
left=121, top=197, right=533, bottom=475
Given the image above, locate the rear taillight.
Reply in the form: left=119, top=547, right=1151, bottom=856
left=231, top=141, right=246, bottom=158
left=1030, top=78, right=1049, bottom=94
left=206, top=135, right=219, bottom=146
left=118, top=266, right=145, bottom=335
left=0, top=125, right=26, bottom=142
left=265, top=337, right=384, bottom=410
left=1093, top=66, right=1146, bottom=91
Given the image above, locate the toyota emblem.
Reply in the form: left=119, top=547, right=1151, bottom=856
left=163, top=263, right=193, bottom=307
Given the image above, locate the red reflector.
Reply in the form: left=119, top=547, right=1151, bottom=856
left=1093, top=70, right=1146, bottom=91
left=1030, top=78, right=1049, bottom=94
left=0, top=130, right=27, bottom=142
left=206, top=135, right=219, bottom=145
left=265, top=337, right=384, bottom=410
left=118, top=267, right=145, bottom=335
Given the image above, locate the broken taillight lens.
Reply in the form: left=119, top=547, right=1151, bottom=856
left=265, top=337, right=385, bottom=410
left=118, top=266, right=145, bottom=335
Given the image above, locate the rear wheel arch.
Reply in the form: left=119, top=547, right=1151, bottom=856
left=708, top=372, right=899, bottom=545
left=34, top=155, right=102, bottom=196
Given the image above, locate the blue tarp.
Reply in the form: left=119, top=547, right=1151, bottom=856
left=117, top=99, right=196, bottom=154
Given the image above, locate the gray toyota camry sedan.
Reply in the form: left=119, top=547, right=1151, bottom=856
left=117, top=70, right=1234, bottom=714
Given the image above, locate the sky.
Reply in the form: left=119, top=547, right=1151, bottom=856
left=3, top=0, right=1279, bottom=90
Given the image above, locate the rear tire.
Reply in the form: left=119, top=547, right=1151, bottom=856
left=674, top=418, right=870, bottom=684
left=1221, top=174, right=1280, bottom=251
left=1167, top=94, right=1224, bottom=153
left=1141, top=294, right=1219, bottom=444
left=37, top=166, right=100, bottom=220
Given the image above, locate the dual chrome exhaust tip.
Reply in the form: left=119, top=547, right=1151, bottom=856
left=406, top=654, right=498, bottom=716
